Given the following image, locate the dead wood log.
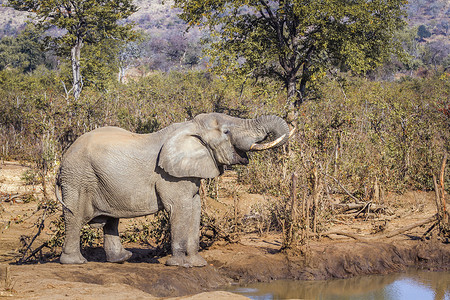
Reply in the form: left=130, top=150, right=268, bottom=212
left=322, top=231, right=368, bottom=242
left=384, top=214, right=438, bottom=238
left=332, top=202, right=389, bottom=214
left=324, top=215, right=438, bottom=242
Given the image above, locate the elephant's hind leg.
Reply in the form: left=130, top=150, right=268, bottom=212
left=60, top=209, right=87, bottom=264
left=103, top=217, right=132, bottom=263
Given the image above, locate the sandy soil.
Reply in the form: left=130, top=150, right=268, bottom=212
left=0, top=161, right=449, bottom=299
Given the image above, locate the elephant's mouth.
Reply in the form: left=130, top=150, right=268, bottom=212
left=233, top=147, right=249, bottom=165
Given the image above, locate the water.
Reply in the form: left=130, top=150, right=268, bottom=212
left=228, top=270, right=450, bottom=300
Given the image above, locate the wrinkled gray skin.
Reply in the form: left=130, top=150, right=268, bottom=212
left=56, top=113, right=289, bottom=267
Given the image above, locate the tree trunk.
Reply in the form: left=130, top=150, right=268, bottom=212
left=298, top=61, right=310, bottom=104
left=71, top=38, right=84, bottom=100
left=297, top=46, right=315, bottom=109
left=286, top=75, right=299, bottom=124
left=118, top=65, right=125, bottom=84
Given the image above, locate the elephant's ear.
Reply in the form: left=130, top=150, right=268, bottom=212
left=158, top=127, right=220, bottom=179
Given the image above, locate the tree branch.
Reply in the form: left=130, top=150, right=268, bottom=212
left=324, top=173, right=360, bottom=202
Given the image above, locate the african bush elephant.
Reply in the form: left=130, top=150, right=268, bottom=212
left=56, top=112, right=290, bottom=267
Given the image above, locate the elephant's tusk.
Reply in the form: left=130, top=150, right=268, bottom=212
left=250, top=128, right=296, bottom=151
left=250, top=134, right=286, bottom=151
left=288, top=127, right=296, bottom=138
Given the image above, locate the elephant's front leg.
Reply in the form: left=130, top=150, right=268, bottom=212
left=166, top=194, right=207, bottom=268
left=185, top=194, right=207, bottom=267
left=103, top=217, right=132, bottom=263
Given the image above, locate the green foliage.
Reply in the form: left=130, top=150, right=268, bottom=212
left=81, top=39, right=121, bottom=89
left=80, top=225, right=102, bottom=247
left=7, top=0, right=138, bottom=54
left=21, top=169, right=40, bottom=186
left=0, top=24, right=48, bottom=72
left=47, top=217, right=65, bottom=250
left=7, top=0, right=139, bottom=99
left=121, top=220, right=151, bottom=244
left=147, top=210, right=171, bottom=254
left=417, top=24, right=431, bottom=40
left=174, top=0, right=407, bottom=108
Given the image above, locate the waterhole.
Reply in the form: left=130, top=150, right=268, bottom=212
left=228, top=270, right=450, bottom=300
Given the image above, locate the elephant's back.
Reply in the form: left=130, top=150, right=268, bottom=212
left=63, top=126, right=143, bottom=158
left=76, top=126, right=137, bottom=146
left=60, top=126, right=152, bottom=181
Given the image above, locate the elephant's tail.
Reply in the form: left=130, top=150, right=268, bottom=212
left=55, top=167, right=72, bottom=214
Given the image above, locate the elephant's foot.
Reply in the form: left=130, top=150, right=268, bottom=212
left=106, top=249, right=132, bottom=263
left=60, top=252, right=87, bottom=264
left=166, top=254, right=207, bottom=268
left=166, top=255, right=188, bottom=267
left=186, top=254, right=207, bottom=267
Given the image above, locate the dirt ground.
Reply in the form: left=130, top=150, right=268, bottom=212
left=0, top=161, right=449, bottom=299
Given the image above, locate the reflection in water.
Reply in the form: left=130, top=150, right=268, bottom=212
left=228, top=270, right=450, bottom=300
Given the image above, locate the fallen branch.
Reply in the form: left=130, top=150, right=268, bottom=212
left=324, top=215, right=438, bottom=241
left=332, top=202, right=391, bottom=215
left=21, top=242, right=49, bottom=263
left=384, top=214, right=438, bottom=238
left=421, top=222, right=438, bottom=239
left=0, top=193, right=20, bottom=202
left=322, top=231, right=368, bottom=242
left=17, top=207, right=48, bottom=264
left=354, top=201, right=372, bottom=218
left=0, top=192, right=34, bottom=203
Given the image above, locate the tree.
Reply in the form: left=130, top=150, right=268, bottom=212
left=393, top=26, right=423, bottom=74
left=8, top=0, right=138, bottom=100
left=117, top=41, right=142, bottom=83
left=174, top=0, right=406, bottom=121
left=0, top=24, right=47, bottom=72
left=421, top=40, right=450, bottom=72
left=417, top=24, right=431, bottom=41
left=82, top=38, right=123, bottom=89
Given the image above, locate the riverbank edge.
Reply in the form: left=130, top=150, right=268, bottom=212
left=203, top=239, right=449, bottom=292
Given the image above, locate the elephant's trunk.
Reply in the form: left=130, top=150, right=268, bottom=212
left=232, top=115, right=291, bottom=151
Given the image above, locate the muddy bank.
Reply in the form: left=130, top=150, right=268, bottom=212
left=3, top=238, right=448, bottom=299
left=205, top=239, right=449, bottom=285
